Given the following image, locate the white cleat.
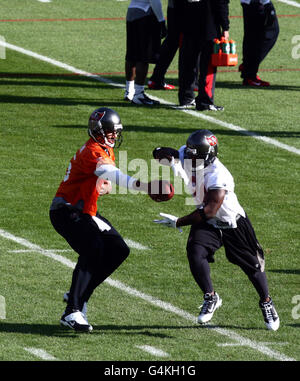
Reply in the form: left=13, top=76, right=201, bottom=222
left=259, top=298, right=280, bottom=331
left=131, top=92, right=160, bottom=105
left=60, top=310, right=93, bottom=332
left=198, top=292, right=222, bottom=324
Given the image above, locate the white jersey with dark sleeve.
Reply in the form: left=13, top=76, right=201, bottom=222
left=178, top=145, right=245, bottom=229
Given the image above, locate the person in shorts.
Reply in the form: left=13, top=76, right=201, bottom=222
left=124, top=0, right=166, bottom=105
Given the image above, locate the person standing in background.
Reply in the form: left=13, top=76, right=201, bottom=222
left=178, top=0, right=230, bottom=111
left=147, top=0, right=182, bottom=91
left=124, top=0, right=167, bottom=105
left=239, top=0, right=279, bottom=87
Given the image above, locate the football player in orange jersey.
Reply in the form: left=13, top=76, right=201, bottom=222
left=50, top=107, right=154, bottom=332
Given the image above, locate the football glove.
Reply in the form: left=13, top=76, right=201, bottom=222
left=153, top=213, right=182, bottom=232
left=170, top=157, right=189, bottom=185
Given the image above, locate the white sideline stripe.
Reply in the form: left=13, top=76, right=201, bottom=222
left=8, top=237, right=150, bottom=253
left=9, top=249, right=72, bottom=253
left=0, top=228, right=296, bottom=362
left=124, top=239, right=149, bottom=251
left=24, top=347, right=57, bottom=360
left=181, top=109, right=300, bottom=156
left=276, top=0, right=300, bottom=8
left=217, top=342, right=288, bottom=347
left=136, top=345, right=169, bottom=358
left=0, top=295, right=6, bottom=320
left=0, top=229, right=76, bottom=269
left=0, top=40, right=299, bottom=156
left=0, top=41, right=123, bottom=88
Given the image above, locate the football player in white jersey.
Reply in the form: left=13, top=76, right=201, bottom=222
left=153, top=129, right=280, bottom=331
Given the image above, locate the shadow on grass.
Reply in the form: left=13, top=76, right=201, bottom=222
left=52, top=123, right=300, bottom=139
left=0, top=322, right=265, bottom=337
left=214, top=80, right=300, bottom=92
left=268, top=269, right=300, bottom=275
left=1, top=72, right=299, bottom=93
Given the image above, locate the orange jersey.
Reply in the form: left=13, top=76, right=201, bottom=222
left=56, top=138, right=115, bottom=216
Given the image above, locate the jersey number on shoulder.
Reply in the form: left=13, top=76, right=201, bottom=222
left=63, top=152, right=77, bottom=182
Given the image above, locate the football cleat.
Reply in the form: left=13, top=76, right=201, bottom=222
left=60, top=311, right=93, bottom=332
left=124, top=90, right=134, bottom=101
left=63, top=292, right=88, bottom=321
left=196, top=102, right=224, bottom=111
left=242, top=77, right=270, bottom=87
left=198, top=292, right=222, bottom=324
left=148, top=80, right=175, bottom=90
left=175, top=99, right=196, bottom=109
left=131, top=92, right=160, bottom=106
left=259, top=298, right=280, bottom=331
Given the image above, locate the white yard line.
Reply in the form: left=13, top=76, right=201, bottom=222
left=8, top=238, right=149, bottom=253
left=217, top=341, right=288, bottom=347
left=124, top=239, right=149, bottom=251
left=276, top=0, right=300, bottom=8
left=136, top=345, right=169, bottom=358
left=0, top=228, right=296, bottom=362
left=0, top=40, right=299, bottom=156
left=9, top=249, right=72, bottom=253
left=0, top=295, right=6, bottom=319
left=24, top=347, right=57, bottom=360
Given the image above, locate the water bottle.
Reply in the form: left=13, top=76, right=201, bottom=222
left=221, top=38, right=230, bottom=54
left=213, top=39, right=220, bottom=54
left=229, top=40, right=236, bottom=54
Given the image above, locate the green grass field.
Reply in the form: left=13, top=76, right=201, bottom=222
left=0, top=0, right=299, bottom=367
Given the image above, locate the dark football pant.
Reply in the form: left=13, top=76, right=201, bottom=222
left=50, top=207, right=130, bottom=312
left=186, top=215, right=269, bottom=300
left=150, top=4, right=182, bottom=85
left=241, top=2, right=279, bottom=79
left=178, top=37, right=216, bottom=106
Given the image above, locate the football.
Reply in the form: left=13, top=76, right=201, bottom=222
left=148, top=180, right=174, bottom=202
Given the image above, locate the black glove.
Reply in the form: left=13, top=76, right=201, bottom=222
left=160, top=20, right=167, bottom=39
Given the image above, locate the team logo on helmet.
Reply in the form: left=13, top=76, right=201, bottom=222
left=206, top=135, right=218, bottom=146
left=91, top=111, right=105, bottom=123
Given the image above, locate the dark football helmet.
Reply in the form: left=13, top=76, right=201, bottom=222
left=88, top=107, right=123, bottom=148
left=185, top=129, right=218, bottom=167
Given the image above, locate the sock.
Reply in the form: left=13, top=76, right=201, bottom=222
left=125, top=80, right=135, bottom=98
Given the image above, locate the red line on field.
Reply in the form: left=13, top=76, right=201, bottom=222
left=0, top=14, right=299, bottom=23
left=0, top=17, right=124, bottom=23
left=229, top=14, right=300, bottom=18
